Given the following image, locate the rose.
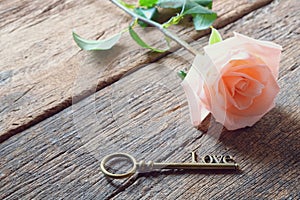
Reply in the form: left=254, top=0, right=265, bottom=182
left=182, top=33, right=282, bottom=130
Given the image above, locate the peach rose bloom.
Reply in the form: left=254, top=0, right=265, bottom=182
left=182, top=33, right=282, bottom=130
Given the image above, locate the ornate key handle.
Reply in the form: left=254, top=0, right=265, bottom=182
left=100, top=153, right=137, bottom=179
left=100, top=152, right=239, bottom=179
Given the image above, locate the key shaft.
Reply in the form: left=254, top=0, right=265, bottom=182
left=137, top=161, right=239, bottom=171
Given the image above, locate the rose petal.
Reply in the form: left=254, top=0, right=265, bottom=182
left=228, top=70, right=279, bottom=117
left=233, top=32, right=282, bottom=79
left=221, top=70, right=265, bottom=110
left=222, top=74, right=243, bottom=96
left=224, top=71, right=265, bottom=97
left=222, top=108, right=273, bottom=130
left=204, top=37, right=238, bottom=71
left=181, top=55, right=211, bottom=126
left=204, top=32, right=282, bottom=79
left=231, top=92, right=254, bottom=110
left=226, top=64, right=269, bottom=84
left=211, top=63, right=279, bottom=130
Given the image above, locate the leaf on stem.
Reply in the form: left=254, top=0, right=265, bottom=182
left=158, top=0, right=213, bottom=9
left=128, top=25, right=167, bottom=52
left=162, top=0, right=186, bottom=28
left=184, top=1, right=216, bottom=30
left=149, top=0, right=216, bottom=30
left=183, top=3, right=214, bottom=15
left=157, top=0, right=185, bottom=8
left=209, top=27, right=222, bottom=45
left=191, top=13, right=217, bottom=30
left=163, top=13, right=184, bottom=28
left=192, top=0, right=213, bottom=9
left=139, top=0, right=158, bottom=7
left=72, top=31, right=122, bottom=50
left=134, top=7, right=158, bottom=27
left=177, top=70, right=187, bottom=80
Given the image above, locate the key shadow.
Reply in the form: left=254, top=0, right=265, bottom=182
left=138, top=167, right=242, bottom=178
left=103, top=168, right=242, bottom=188
left=103, top=173, right=139, bottom=189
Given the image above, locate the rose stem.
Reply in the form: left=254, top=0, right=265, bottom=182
left=110, top=0, right=200, bottom=56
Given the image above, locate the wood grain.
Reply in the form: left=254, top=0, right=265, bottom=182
left=0, top=0, right=299, bottom=199
left=0, top=0, right=274, bottom=141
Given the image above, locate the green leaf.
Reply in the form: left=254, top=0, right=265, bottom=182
left=161, top=0, right=186, bottom=28
left=183, top=3, right=214, bottom=15
left=139, top=0, right=158, bottom=7
left=183, top=2, right=216, bottom=30
left=192, top=0, right=213, bottom=9
left=134, top=7, right=158, bottom=27
left=158, top=1, right=215, bottom=30
left=157, top=0, right=185, bottom=8
left=163, top=13, right=184, bottom=28
left=72, top=31, right=122, bottom=50
left=209, top=27, right=222, bottom=45
left=157, top=0, right=213, bottom=10
left=192, top=13, right=217, bottom=30
left=128, top=25, right=167, bottom=52
left=177, top=70, right=187, bottom=80
left=135, top=7, right=157, bottom=19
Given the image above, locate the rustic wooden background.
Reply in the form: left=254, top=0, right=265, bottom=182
left=0, top=0, right=299, bottom=199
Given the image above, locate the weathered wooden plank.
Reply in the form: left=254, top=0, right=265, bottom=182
left=0, top=0, right=274, bottom=141
left=0, top=64, right=298, bottom=199
left=110, top=1, right=300, bottom=198
left=0, top=61, right=192, bottom=199
left=112, top=70, right=300, bottom=200
left=0, top=0, right=299, bottom=199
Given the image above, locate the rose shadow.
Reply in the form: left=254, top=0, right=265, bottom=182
left=216, top=106, right=299, bottom=166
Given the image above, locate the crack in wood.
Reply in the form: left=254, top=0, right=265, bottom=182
left=13, top=86, right=35, bottom=103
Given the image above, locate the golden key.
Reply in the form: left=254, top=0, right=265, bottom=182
left=100, top=152, right=239, bottom=179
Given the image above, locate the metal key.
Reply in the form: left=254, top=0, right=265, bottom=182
left=100, top=152, right=239, bottom=179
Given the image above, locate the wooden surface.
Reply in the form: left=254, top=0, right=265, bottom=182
left=0, top=0, right=299, bottom=199
left=0, top=0, right=273, bottom=141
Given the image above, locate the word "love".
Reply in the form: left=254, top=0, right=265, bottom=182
left=191, top=152, right=236, bottom=164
